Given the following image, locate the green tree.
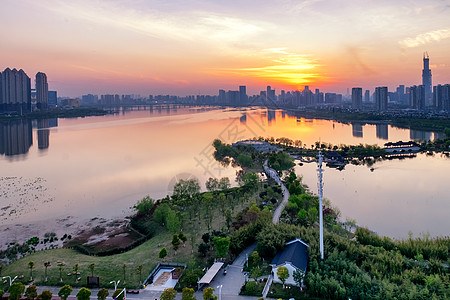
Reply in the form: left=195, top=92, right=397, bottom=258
left=58, top=285, right=73, bottom=300
left=217, top=193, right=227, bottom=218
left=250, top=267, right=262, bottom=284
left=153, top=203, right=170, bottom=225
left=293, top=269, right=305, bottom=291
left=212, top=236, right=230, bottom=258
left=178, top=232, right=187, bottom=247
left=218, top=177, right=231, bottom=190
left=24, top=285, right=37, bottom=300
left=205, top=177, right=219, bottom=191
left=8, top=282, right=25, bottom=300
left=76, top=288, right=91, bottom=300
left=159, top=247, right=168, bottom=260
left=88, top=263, right=95, bottom=277
left=225, top=209, right=233, bottom=231
left=166, top=209, right=181, bottom=232
left=202, top=287, right=217, bottom=300
left=172, top=234, right=181, bottom=254
left=122, top=264, right=127, bottom=284
left=239, top=172, right=259, bottom=189
left=277, top=266, right=289, bottom=288
left=97, top=288, right=109, bottom=300
left=249, top=251, right=260, bottom=268
left=160, top=288, right=177, bottom=300
left=111, top=289, right=124, bottom=300
left=38, top=290, right=52, bottom=300
left=43, top=261, right=51, bottom=282
left=137, top=265, right=143, bottom=285
left=181, top=287, right=196, bottom=300
left=134, top=195, right=154, bottom=215
left=202, top=193, right=214, bottom=230
left=173, top=179, right=201, bottom=199
left=0, top=290, right=4, bottom=299
left=57, top=262, right=65, bottom=282
left=28, top=261, right=35, bottom=281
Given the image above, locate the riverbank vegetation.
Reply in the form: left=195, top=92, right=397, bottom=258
left=2, top=138, right=449, bottom=299
left=0, top=107, right=107, bottom=121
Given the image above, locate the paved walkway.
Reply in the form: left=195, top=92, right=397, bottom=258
left=263, top=160, right=290, bottom=224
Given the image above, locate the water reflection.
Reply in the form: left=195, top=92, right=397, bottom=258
left=352, top=123, right=363, bottom=138
left=376, top=124, right=389, bottom=140
left=0, top=120, right=33, bottom=156
left=0, top=118, right=57, bottom=157
left=410, top=130, right=432, bottom=141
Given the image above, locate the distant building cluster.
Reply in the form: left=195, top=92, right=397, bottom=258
left=1, top=53, right=449, bottom=114
left=0, top=68, right=56, bottom=114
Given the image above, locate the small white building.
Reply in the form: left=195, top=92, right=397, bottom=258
left=270, top=238, right=309, bottom=286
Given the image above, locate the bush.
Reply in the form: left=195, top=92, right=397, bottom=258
left=8, top=282, right=25, bottom=300
left=38, top=290, right=52, bottom=300
left=58, top=285, right=73, bottom=300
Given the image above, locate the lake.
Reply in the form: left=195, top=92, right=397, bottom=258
left=0, top=106, right=448, bottom=239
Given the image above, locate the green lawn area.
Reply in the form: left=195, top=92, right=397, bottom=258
left=1, top=231, right=193, bottom=290
left=1, top=188, right=261, bottom=291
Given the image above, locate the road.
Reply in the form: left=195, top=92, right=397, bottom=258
left=263, top=159, right=290, bottom=224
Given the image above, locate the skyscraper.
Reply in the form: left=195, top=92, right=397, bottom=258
left=36, top=72, right=48, bottom=110
left=351, top=87, right=363, bottom=110
left=239, top=85, right=248, bottom=105
left=409, top=85, right=425, bottom=110
left=433, top=84, right=450, bottom=111
left=0, top=68, right=31, bottom=113
left=374, top=87, right=388, bottom=111
left=364, top=89, right=370, bottom=102
left=422, top=53, right=432, bottom=106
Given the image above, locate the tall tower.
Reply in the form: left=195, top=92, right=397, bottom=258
left=422, top=52, right=432, bottom=106
left=36, top=72, right=48, bottom=110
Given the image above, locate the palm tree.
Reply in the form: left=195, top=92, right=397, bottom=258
left=57, top=263, right=65, bottom=282
left=28, top=261, right=35, bottom=281
left=137, top=265, right=143, bottom=285
left=88, top=263, right=95, bottom=277
left=44, top=261, right=51, bottom=282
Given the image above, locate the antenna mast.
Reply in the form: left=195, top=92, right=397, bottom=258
left=317, top=150, right=324, bottom=260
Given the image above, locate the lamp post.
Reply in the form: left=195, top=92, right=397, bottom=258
left=216, top=285, right=222, bottom=300
left=110, top=280, right=120, bottom=291
left=2, top=275, right=17, bottom=287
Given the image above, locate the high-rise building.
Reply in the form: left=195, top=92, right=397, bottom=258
left=36, top=72, right=48, bottom=110
left=218, top=89, right=226, bottom=104
left=0, top=67, right=31, bottom=113
left=409, top=85, right=425, bottom=110
left=267, top=86, right=276, bottom=104
left=48, top=91, right=57, bottom=108
left=422, top=53, right=432, bottom=106
left=364, top=89, right=370, bottom=102
left=239, top=86, right=248, bottom=105
left=433, top=84, right=450, bottom=111
left=374, top=87, right=388, bottom=111
left=351, top=87, right=363, bottom=110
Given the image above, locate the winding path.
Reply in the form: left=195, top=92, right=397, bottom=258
left=263, top=159, right=290, bottom=224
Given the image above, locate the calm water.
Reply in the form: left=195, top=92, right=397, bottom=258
left=0, top=106, right=448, bottom=239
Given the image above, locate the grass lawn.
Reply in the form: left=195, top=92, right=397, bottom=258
left=1, top=189, right=261, bottom=291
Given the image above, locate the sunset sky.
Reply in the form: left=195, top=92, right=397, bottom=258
left=1, top=0, right=450, bottom=97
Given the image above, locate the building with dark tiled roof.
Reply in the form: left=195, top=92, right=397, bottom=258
left=270, top=238, right=309, bottom=286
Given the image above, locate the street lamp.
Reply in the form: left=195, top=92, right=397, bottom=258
left=110, top=280, right=120, bottom=291
left=2, top=276, right=17, bottom=287
left=216, top=285, right=222, bottom=300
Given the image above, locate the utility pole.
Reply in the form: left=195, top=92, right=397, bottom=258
left=317, top=151, right=324, bottom=260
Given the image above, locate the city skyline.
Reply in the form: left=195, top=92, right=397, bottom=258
left=2, top=0, right=450, bottom=97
